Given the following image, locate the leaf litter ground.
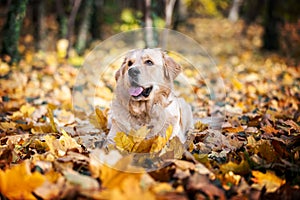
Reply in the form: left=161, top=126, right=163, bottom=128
left=0, top=18, right=300, bottom=199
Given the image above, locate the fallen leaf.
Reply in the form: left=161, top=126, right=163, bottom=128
left=220, top=160, right=250, bottom=175
left=63, top=169, right=99, bottom=190
left=251, top=170, right=285, bottom=193
left=44, top=129, right=81, bottom=157
left=222, top=171, right=242, bottom=190
left=0, top=161, right=45, bottom=200
left=261, top=125, right=279, bottom=135
left=91, top=107, right=109, bottom=133
left=0, top=121, right=16, bottom=131
left=0, top=62, right=10, bottom=76
left=114, top=125, right=173, bottom=153
left=47, top=107, right=58, bottom=133
left=114, top=131, right=135, bottom=152
left=186, top=173, right=226, bottom=200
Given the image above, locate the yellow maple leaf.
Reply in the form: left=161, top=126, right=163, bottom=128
left=220, top=160, right=250, bottom=175
left=44, top=129, right=81, bottom=156
left=95, top=155, right=155, bottom=200
left=115, top=132, right=135, bottom=152
left=114, top=125, right=173, bottom=153
left=95, top=107, right=109, bottom=133
left=150, top=125, right=173, bottom=153
left=47, top=107, right=58, bottom=133
left=251, top=170, right=285, bottom=193
left=0, top=161, right=45, bottom=200
left=20, top=104, right=36, bottom=118
left=129, top=126, right=150, bottom=143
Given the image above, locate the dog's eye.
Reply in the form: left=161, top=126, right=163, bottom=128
left=128, top=60, right=133, bottom=66
left=145, top=60, right=153, bottom=66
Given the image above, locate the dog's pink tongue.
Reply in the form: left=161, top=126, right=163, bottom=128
left=129, top=87, right=143, bottom=97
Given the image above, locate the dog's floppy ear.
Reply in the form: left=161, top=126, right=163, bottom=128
left=162, top=52, right=181, bottom=80
left=115, top=58, right=127, bottom=81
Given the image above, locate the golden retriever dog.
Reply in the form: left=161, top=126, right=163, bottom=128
left=107, top=48, right=193, bottom=145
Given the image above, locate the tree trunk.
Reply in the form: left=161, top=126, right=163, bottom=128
left=56, top=0, right=68, bottom=39
left=75, top=0, right=93, bottom=55
left=1, top=0, right=28, bottom=63
left=262, top=0, right=279, bottom=50
left=173, top=0, right=187, bottom=30
left=91, top=0, right=103, bottom=40
left=144, top=0, right=155, bottom=47
left=228, top=0, right=242, bottom=22
left=165, top=0, right=176, bottom=28
left=33, top=0, right=46, bottom=50
left=66, top=0, right=82, bottom=57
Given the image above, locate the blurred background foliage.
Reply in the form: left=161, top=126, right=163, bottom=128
left=0, top=0, right=300, bottom=64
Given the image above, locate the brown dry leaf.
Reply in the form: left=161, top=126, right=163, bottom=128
left=283, top=120, right=300, bottom=134
left=261, top=125, right=279, bottom=135
left=186, top=173, right=226, bottom=200
left=251, top=170, right=286, bottom=193
left=257, top=140, right=277, bottom=163
left=0, top=161, right=45, bottom=200
left=159, top=136, right=185, bottom=159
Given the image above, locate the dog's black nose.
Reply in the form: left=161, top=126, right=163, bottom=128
left=128, top=67, right=140, bottom=77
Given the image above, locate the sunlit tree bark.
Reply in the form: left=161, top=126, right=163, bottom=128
left=228, top=0, right=243, bottom=22
left=165, top=0, right=176, bottom=28
left=145, top=0, right=154, bottom=47
left=76, top=0, right=93, bottom=55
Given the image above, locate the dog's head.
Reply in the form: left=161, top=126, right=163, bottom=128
left=115, top=48, right=181, bottom=104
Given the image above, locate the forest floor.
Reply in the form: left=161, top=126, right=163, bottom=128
left=0, top=18, right=300, bottom=199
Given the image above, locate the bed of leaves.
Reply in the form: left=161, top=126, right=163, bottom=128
left=1, top=18, right=300, bottom=199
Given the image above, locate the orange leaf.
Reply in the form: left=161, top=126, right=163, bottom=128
left=261, top=125, right=279, bottom=135
left=223, top=126, right=244, bottom=133
left=0, top=161, right=45, bottom=200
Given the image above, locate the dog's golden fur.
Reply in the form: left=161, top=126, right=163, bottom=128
left=107, top=49, right=193, bottom=144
